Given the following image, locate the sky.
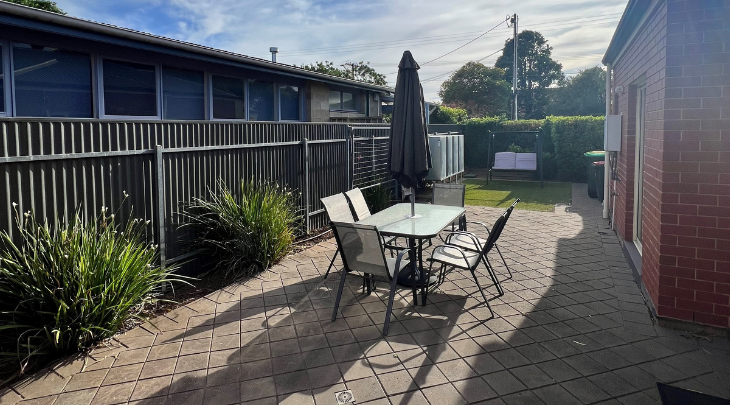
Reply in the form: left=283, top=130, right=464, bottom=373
left=55, top=0, right=628, bottom=101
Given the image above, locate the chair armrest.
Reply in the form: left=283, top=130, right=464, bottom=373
left=466, top=221, right=491, bottom=233
left=443, top=231, right=483, bottom=251
left=429, top=245, right=472, bottom=269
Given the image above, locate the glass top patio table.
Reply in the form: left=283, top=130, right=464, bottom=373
left=357, top=203, right=465, bottom=239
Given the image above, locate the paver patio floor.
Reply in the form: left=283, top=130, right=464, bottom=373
left=2, top=184, right=729, bottom=405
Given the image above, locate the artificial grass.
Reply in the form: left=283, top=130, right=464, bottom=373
left=464, top=179, right=571, bottom=212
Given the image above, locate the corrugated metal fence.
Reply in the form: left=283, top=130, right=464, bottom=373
left=0, top=119, right=390, bottom=262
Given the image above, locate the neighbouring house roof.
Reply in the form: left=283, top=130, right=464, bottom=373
left=602, top=0, right=656, bottom=65
left=0, top=1, right=393, bottom=93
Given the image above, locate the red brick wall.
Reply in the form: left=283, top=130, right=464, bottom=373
left=612, top=1, right=668, bottom=311
left=612, top=0, right=730, bottom=328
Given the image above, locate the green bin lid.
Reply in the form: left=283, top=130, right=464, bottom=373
left=584, top=151, right=605, bottom=157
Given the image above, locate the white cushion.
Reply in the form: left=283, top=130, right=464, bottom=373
left=493, top=152, right=516, bottom=170
left=515, top=153, right=537, bottom=170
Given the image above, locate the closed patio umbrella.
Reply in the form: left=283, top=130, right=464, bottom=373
left=388, top=51, right=431, bottom=217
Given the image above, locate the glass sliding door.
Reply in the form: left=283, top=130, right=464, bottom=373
left=633, top=85, right=646, bottom=253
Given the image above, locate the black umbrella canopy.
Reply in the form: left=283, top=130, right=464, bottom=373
left=388, top=51, right=431, bottom=190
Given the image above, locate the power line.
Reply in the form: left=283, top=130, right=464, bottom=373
left=420, top=17, right=509, bottom=66
left=253, top=14, right=622, bottom=59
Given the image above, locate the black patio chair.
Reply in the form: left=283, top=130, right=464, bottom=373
left=447, top=198, right=519, bottom=279
left=330, top=221, right=413, bottom=336
left=426, top=210, right=511, bottom=319
left=320, top=194, right=356, bottom=280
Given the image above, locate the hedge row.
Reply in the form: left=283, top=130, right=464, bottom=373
left=462, top=116, right=604, bottom=182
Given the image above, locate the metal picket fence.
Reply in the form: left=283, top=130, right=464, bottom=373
left=0, top=119, right=392, bottom=264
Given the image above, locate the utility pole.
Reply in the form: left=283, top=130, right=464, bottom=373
left=511, top=14, right=519, bottom=121
left=342, top=62, right=357, bottom=80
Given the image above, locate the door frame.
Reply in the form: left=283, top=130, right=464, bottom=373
left=633, top=84, right=647, bottom=255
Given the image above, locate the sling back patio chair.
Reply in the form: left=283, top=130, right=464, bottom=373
left=446, top=198, right=519, bottom=279
left=426, top=209, right=512, bottom=319
left=321, top=191, right=398, bottom=281
left=321, top=194, right=356, bottom=280
left=432, top=183, right=467, bottom=234
left=330, top=221, right=413, bottom=336
left=344, top=187, right=399, bottom=247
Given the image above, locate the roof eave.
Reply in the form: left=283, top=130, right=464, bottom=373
left=602, top=0, right=651, bottom=65
left=0, top=1, right=394, bottom=93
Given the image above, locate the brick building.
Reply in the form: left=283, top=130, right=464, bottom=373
left=603, top=0, right=730, bottom=329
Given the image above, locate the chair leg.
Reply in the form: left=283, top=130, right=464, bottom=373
left=494, top=244, right=513, bottom=279
left=482, top=256, right=504, bottom=296
left=323, top=250, right=338, bottom=280
left=331, top=269, right=348, bottom=322
left=470, top=268, right=495, bottom=319
left=423, top=261, right=435, bottom=305
left=383, top=270, right=401, bottom=336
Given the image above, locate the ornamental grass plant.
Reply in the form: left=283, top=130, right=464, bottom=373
left=187, top=180, right=300, bottom=277
left=0, top=205, right=179, bottom=379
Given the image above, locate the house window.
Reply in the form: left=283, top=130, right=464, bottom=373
left=249, top=79, right=274, bottom=121
left=13, top=43, right=92, bottom=118
left=212, top=75, right=245, bottom=119
left=0, top=45, right=4, bottom=114
left=279, top=85, right=299, bottom=121
left=162, top=67, right=204, bottom=120
left=329, top=90, right=358, bottom=111
left=103, top=59, right=157, bottom=117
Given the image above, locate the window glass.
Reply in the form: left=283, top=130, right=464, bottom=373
left=329, top=90, right=341, bottom=110
left=103, top=59, right=157, bottom=116
left=212, top=75, right=245, bottom=119
left=162, top=67, right=204, bottom=120
left=13, top=43, right=92, bottom=117
left=248, top=79, right=274, bottom=121
left=342, top=92, right=355, bottom=111
left=0, top=46, right=4, bottom=113
left=279, top=85, right=299, bottom=121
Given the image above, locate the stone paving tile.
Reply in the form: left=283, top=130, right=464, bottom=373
left=5, top=184, right=730, bottom=405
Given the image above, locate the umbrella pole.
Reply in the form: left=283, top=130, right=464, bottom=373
left=410, top=187, right=415, bottom=217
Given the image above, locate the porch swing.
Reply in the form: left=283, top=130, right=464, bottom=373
left=486, top=130, right=544, bottom=188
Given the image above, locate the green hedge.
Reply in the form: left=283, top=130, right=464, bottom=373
left=429, top=106, right=468, bottom=124
left=549, top=116, right=605, bottom=182
left=460, top=116, right=604, bottom=182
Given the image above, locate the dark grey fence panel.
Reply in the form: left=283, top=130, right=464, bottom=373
left=1, top=119, right=362, bottom=263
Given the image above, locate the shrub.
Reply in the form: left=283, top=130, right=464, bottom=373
left=429, top=105, right=468, bottom=124
left=0, top=206, right=175, bottom=376
left=549, top=116, right=605, bottom=182
left=187, top=180, right=300, bottom=276
left=363, top=182, right=394, bottom=214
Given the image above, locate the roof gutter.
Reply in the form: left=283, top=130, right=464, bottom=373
left=0, top=1, right=393, bottom=93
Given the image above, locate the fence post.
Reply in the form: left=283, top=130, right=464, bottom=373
left=346, top=127, right=352, bottom=191
left=155, top=144, right=167, bottom=272
left=302, top=138, right=310, bottom=233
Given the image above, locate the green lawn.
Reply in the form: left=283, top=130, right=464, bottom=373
left=464, top=180, right=571, bottom=212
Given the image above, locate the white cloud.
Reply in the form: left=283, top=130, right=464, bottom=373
left=56, top=0, right=627, bottom=101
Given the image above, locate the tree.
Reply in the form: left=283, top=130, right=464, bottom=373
left=495, top=30, right=563, bottom=119
left=429, top=105, right=468, bottom=124
left=6, top=0, right=65, bottom=14
left=548, top=67, right=606, bottom=116
left=301, top=61, right=387, bottom=86
left=438, top=62, right=510, bottom=117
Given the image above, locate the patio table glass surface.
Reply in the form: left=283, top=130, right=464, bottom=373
left=356, top=203, right=465, bottom=238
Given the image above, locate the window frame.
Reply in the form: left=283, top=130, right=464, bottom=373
left=208, top=72, right=248, bottom=121
left=97, top=55, right=162, bottom=120
left=328, top=88, right=360, bottom=113
left=0, top=39, right=11, bottom=117
left=277, top=83, right=303, bottom=122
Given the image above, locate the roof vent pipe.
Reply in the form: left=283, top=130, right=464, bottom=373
left=269, top=47, right=278, bottom=62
